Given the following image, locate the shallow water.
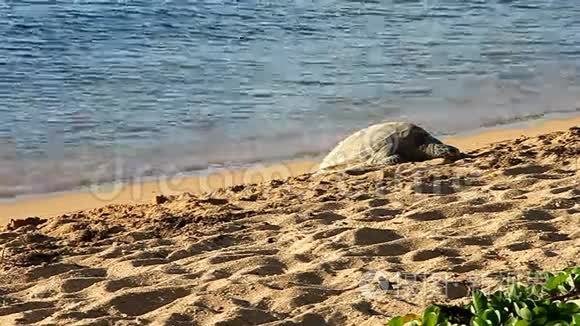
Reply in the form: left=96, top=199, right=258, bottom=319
left=0, top=0, right=579, bottom=197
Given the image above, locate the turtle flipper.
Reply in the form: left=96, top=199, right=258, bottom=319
left=383, top=154, right=403, bottom=165
left=318, top=154, right=404, bottom=175
left=368, top=153, right=403, bottom=165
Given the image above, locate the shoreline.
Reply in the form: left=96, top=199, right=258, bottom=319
left=1, top=115, right=579, bottom=225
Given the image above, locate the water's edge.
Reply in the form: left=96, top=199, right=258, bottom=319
left=2, top=111, right=578, bottom=204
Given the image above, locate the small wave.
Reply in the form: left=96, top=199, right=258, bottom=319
left=479, top=113, right=547, bottom=129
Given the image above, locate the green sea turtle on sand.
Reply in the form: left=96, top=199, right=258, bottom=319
left=318, top=122, right=461, bottom=172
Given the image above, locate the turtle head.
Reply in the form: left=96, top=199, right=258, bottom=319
left=425, top=143, right=461, bottom=161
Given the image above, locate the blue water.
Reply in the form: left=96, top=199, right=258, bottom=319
left=1, top=0, right=579, bottom=197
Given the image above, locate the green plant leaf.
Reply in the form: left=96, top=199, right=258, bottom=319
left=421, top=305, right=440, bottom=326
left=567, top=268, right=580, bottom=275
left=567, top=275, right=577, bottom=289
left=473, top=290, right=488, bottom=315
left=482, top=308, right=501, bottom=326
left=572, top=314, right=580, bottom=326
left=471, top=316, right=488, bottom=326
left=422, top=312, right=438, bottom=326
left=569, top=300, right=580, bottom=309
left=387, top=267, right=579, bottom=326
left=404, top=321, right=421, bottom=326
left=545, top=322, right=570, bottom=326
left=509, top=284, right=520, bottom=299
left=387, top=316, right=404, bottom=326
left=530, top=285, right=543, bottom=297
left=517, top=306, right=533, bottom=320
left=532, top=306, right=548, bottom=325
left=557, top=302, right=580, bottom=314
left=546, top=272, right=570, bottom=291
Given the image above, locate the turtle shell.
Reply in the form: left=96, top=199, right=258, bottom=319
left=319, top=122, right=415, bottom=171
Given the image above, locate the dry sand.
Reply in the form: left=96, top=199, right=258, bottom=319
left=0, top=118, right=579, bottom=325
left=1, top=116, right=579, bottom=224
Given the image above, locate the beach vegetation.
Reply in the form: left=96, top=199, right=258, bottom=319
left=387, top=267, right=580, bottom=326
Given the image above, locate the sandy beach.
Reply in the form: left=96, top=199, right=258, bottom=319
left=0, top=116, right=578, bottom=325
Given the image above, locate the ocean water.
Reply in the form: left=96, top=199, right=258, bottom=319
left=0, top=0, right=579, bottom=197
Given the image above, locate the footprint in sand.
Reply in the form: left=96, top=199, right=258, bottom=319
left=208, top=250, right=278, bottom=265
left=405, top=209, right=447, bottom=221
left=270, top=286, right=340, bottom=312
left=500, top=189, right=528, bottom=200
left=366, top=198, right=389, bottom=207
left=405, top=200, right=503, bottom=221
left=472, top=202, right=514, bottom=213
left=308, top=210, right=347, bottom=222
left=489, top=178, right=538, bottom=191
left=336, top=227, right=403, bottom=246
left=5, top=307, right=57, bottom=324
left=129, top=258, right=169, bottom=267
left=311, top=227, right=351, bottom=240
left=23, top=263, right=84, bottom=283
left=104, top=271, right=165, bottom=292
left=345, top=237, right=426, bottom=257
left=502, top=164, right=550, bottom=176
left=549, top=186, right=575, bottom=194
left=441, top=236, right=494, bottom=247
left=543, top=198, right=577, bottom=210
left=408, top=248, right=461, bottom=262
left=0, top=301, right=55, bottom=320
left=538, top=232, right=571, bottom=242
left=213, top=307, right=280, bottom=325
left=506, top=242, right=532, bottom=251
left=162, top=313, right=197, bottom=325
left=201, top=269, right=231, bottom=281
left=287, top=271, right=325, bottom=285
left=102, top=287, right=190, bottom=316
left=518, top=221, right=558, bottom=232
left=355, top=208, right=402, bottom=221
left=59, top=277, right=105, bottom=293
left=521, top=209, right=554, bottom=221
left=411, top=180, right=459, bottom=195
left=233, top=257, right=288, bottom=276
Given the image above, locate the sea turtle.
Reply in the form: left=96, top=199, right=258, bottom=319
left=318, top=122, right=461, bottom=172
